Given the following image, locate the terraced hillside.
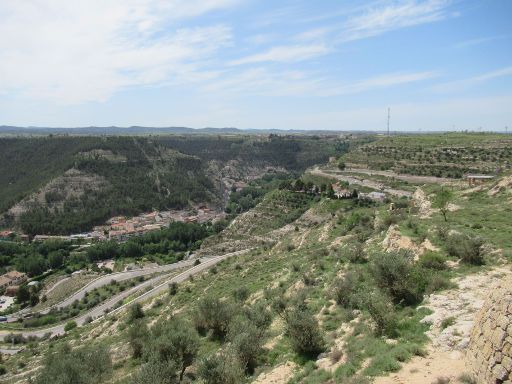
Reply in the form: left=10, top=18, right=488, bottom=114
left=198, top=189, right=315, bottom=255
left=340, top=133, right=512, bottom=178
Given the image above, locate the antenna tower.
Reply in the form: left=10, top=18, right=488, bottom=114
left=387, top=108, right=390, bottom=136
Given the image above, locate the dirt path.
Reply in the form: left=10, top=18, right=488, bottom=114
left=343, top=168, right=454, bottom=184
left=374, top=266, right=512, bottom=384
left=309, top=167, right=412, bottom=198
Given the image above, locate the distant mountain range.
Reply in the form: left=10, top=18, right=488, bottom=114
left=0, top=125, right=360, bottom=136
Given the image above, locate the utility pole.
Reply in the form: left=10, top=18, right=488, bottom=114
left=387, top=108, right=390, bottom=136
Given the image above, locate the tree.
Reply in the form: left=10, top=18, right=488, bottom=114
left=16, top=285, right=30, bottom=304
left=35, top=343, right=112, bottom=384
left=193, top=296, right=236, bottom=339
left=127, top=303, right=145, bottom=323
left=433, top=188, right=453, bottom=222
left=370, top=251, right=427, bottom=306
left=227, top=316, right=264, bottom=373
left=131, top=360, right=178, bottom=384
left=197, top=349, right=244, bottom=384
left=64, top=321, right=77, bottom=332
left=284, top=308, right=325, bottom=357
left=148, top=318, right=200, bottom=381
left=123, top=241, right=143, bottom=259
left=128, top=320, right=148, bottom=358
left=48, top=250, right=66, bottom=269
left=337, top=160, right=346, bottom=170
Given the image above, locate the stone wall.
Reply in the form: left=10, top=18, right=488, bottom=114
left=467, top=278, right=512, bottom=383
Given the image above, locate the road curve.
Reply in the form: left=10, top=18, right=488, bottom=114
left=1, top=249, right=251, bottom=340
left=7, top=259, right=195, bottom=322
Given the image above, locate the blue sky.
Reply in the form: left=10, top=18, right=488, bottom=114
left=0, top=0, right=511, bottom=131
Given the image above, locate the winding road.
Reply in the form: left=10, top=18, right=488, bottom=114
left=0, top=249, right=251, bottom=341
left=6, top=259, right=196, bottom=322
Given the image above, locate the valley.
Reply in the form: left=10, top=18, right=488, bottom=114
left=0, top=132, right=510, bottom=384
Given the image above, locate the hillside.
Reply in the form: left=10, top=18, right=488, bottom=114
left=339, top=133, right=512, bottom=178
left=3, top=164, right=511, bottom=383
left=2, top=134, right=510, bottom=384
left=0, top=135, right=354, bottom=235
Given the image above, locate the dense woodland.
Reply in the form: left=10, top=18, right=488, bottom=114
left=0, top=222, right=210, bottom=281
left=0, top=135, right=355, bottom=235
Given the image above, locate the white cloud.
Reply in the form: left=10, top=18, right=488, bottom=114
left=341, top=0, right=453, bottom=42
left=320, top=71, right=439, bottom=96
left=234, top=1, right=452, bottom=67
left=204, top=68, right=437, bottom=97
left=0, top=0, right=238, bottom=103
left=229, top=44, right=330, bottom=65
left=455, top=35, right=510, bottom=49
left=432, top=66, right=512, bottom=92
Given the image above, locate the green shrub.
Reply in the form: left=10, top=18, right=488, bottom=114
left=193, top=296, right=237, bottom=339
left=131, top=360, right=178, bottom=384
left=64, top=321, right=77, bottom=332
left=419, top=251, right=447, bottom=270
left=363, top=289, right=398, bottom=337
left=446, top=234, right=485, bottom=265
left=345, top=242, right=367, bottom=264
left=127, top=303, right=145, bottom=323
left=371, top=251, right=427, bottom=306
left=197, top=349, right=244, bottom=384
left=285, top=308, right=325, bottom=357
left=440, top=316, right=456, bottom=330
left=35, top=343, right=112, bottom=384
left=232, top=286, right=250, bottom=303
left=168, top=282, right=178, bottom=296
left=332, top=271, right=360, bottom=308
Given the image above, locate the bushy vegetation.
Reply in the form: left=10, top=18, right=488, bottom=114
left=35, top=343, right=112, bottom=384
left=445, top=234, right=485, bottom=265
left=1, top=134, right=355, bottom=234
left=0, top=222, right=207, bottom=282
left=339, top=133, right=512, bottom=177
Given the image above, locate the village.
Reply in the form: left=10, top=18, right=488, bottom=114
left=0, top=205, right=225, bottom=245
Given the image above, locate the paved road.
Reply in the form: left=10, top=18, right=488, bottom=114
left=7, top=259, right=195, bottom=322
left=309, top=167, right=413, bottom=198
left=0, top=249, right=251, bottom=340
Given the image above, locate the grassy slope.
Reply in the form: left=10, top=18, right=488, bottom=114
left=340, top=133, right=512, bottom=177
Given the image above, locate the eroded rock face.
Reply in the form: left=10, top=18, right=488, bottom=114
left=466, top=278, right=512, bottom=383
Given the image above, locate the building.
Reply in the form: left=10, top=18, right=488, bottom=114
left=5, top=286, right=20, bottom=296
left=0, top=230, right=15, bottom=241
left=0, top=271, right=28, bottom=290
left=465, top=174, right=495, bottom=186
left=332, top=183, right=352, bottom=199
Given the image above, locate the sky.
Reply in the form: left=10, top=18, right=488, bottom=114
left=0, top=0, right=511, bottom=131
